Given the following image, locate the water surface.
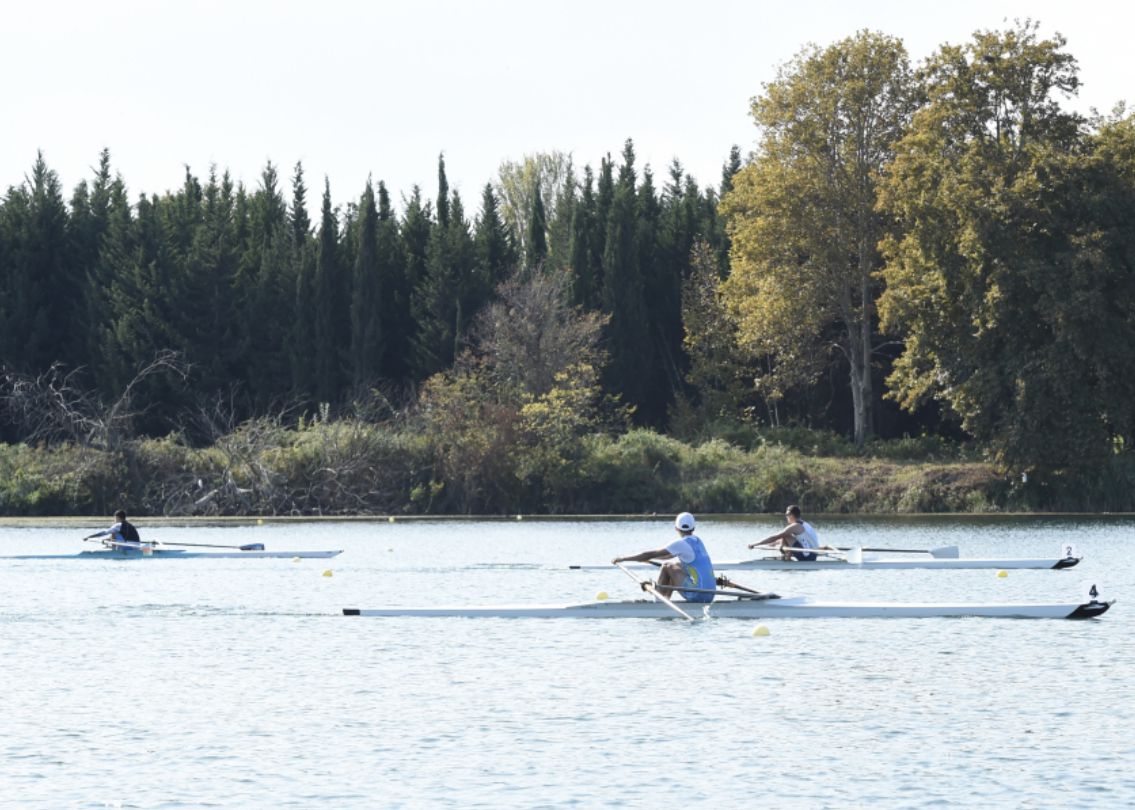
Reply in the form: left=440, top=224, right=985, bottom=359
left=1, top=516, right=1131, bottom=808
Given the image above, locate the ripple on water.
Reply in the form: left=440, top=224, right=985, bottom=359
left=0, top=517, right=1131, bottom=807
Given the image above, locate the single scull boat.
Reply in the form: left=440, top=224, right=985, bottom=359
left=343, top=596, right=1111, bottom=619
left=5, top=539, right=342, bottom=560
left=569, top=554, right=1080, bottom=571
left=344, top=570, right=1113, bottom=620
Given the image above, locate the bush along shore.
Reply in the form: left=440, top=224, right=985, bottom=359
left=3, top=424, right=1132, bottom=518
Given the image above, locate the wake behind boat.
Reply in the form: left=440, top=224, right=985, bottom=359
left=4, top=539, right=343, bottom=560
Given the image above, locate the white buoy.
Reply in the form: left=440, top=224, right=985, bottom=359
left=752, top=625, right=770, bottom=637
left=291, top=556, right=301, bottom=563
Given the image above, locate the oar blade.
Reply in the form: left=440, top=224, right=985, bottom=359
left=929, top=545, right=960, bottom=559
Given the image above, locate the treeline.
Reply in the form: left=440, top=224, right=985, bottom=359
left=0, top=140, right=733, bottom=439
left=718, top=22, right=1135, bottom=476
left=2, top=20, right=1134, bottom=517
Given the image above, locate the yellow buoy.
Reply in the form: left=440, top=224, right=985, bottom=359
left=322, top=569, right=333, bottom=577
left=752, top=625, right=770, bottom=637
left=997, top=570, right=1008, bottom=578
left=596, top=591, right=609, bottom=601
left=388, top=516, right=395, bottom=523
left=516, top=514, right=523, bottom=520
left=256, top=518, right=264, bottom=525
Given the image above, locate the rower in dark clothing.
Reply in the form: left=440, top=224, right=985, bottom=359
left=85, top=509, right=142, bottom=545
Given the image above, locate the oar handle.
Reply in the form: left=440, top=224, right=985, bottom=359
left=715, top=575, right=765, bottom=596
left=614, top=562, right=696, bottom=621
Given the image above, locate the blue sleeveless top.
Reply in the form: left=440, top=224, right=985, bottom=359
left=676, top=534, right=715, bottom=603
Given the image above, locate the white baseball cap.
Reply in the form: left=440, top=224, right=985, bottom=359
left=674, top=512, right=696, bottom=531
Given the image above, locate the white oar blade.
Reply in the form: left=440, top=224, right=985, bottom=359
left=929, top=546, right=960, bottom=559
left=845, top=546, right=863, bottom=565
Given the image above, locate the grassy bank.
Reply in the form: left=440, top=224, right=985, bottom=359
left=8, top=422, right=1110, bottom=517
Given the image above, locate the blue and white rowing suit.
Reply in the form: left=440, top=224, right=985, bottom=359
left=664, top=534, right=715, bottom=603
left=791, top=520, right=820, bottom=562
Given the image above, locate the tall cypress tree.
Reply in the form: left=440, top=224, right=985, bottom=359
left=568, top=166, right=600, bottom=309
left=412, top=158, right=467, bottom=377
left=401, top=186, right=432, bottom=381
left=69, top=149, right=114, bottom=373
left=86, top=171, right=132, bottom=391
left=448, top=191, right=477, bottom=357
left=350, top=179, right=383, bottom=387
left=313, top=179, right=346, bottom=405
left=472, top=183, right=515, bottom=319
left=100, top=173, right=199, bottom=431
left=289, top=162, right=317, bottom=399
left=635, top=165, right=674, bottom=426
left=601, top=141, right=653, bottom=420
left=241, top=163, right=293, bottom=409
left=95, top=186, right=151, bottom=397
left=179, top=168, right=241, bottom=404
left=374, top=181, right=406, bottom=385
left=526, top=177, right=548, bottom=268
left=720, top=145, right=742, bottom=197
left=714, top=145, right=743, bottom=266
left=594, top=155, right=615, bottom=294
left=658, top=160, right=699, bottom=382
left=0, top=153, right=74, bottom=373
left=546, top=162, right=576, bottom=274
left=436, top=153, right=450, bottom=229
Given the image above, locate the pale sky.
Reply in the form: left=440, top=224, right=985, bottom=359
left=4, top=0, right=1131, bottom=211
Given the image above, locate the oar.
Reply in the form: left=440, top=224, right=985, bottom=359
left=82, top=538, right=266, bottom=552
left=614, top=562, right=696, bottom=622
left=82, top=537, right=148, bottom=547
left=714, top=575, right=781, bottom=600
left=152, top=540, right=268, bottom=551
left=642, top=568, right=784, bottom=600
left=83, top=538, right=158, bottom=555
left=837, top=545, right=959, bottom=559
left=746, top=545, right=857, bottom=562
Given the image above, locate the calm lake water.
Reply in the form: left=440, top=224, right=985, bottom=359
left=1, top=515, right=1132, bottom=808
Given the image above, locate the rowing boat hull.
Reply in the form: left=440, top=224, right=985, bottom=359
left=569, top=556, right=1080, bottom=571
left=5, top=549, right=343, bottom=560
left=343, top=597, right=1112, bottom=620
